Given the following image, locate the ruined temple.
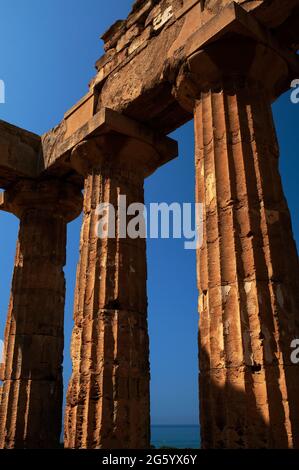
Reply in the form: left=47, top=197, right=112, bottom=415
left=0, top=0, right=299, bottom=449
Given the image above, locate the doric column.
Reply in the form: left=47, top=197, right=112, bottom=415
left=176, top=37, right=299, bottom=448
left=0, top=179, right=82, bottom=449
left=64, top=133, right=175, bottom=449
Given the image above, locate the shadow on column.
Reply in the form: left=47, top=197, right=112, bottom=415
left=199, top=86, right=299, bottom=449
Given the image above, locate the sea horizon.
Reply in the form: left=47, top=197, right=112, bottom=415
left=152, top=424, right=199, bottom=427
left=151, top=424, right=200, bottom=449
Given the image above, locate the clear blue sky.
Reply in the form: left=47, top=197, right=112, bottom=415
left=0, top=0, right=298, bottom=426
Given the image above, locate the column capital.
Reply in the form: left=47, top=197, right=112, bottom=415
left=0, top=178, right=82, bottom=222
left=49, top=107, right=177, bottom=180
left=174, top=35, right=290, bottom=113
left=70, top=133, right=167, bottom=180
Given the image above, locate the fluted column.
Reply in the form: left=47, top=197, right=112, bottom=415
left=176, top=37, right=299, bottom=448
left=0, top=179, right=82, bottom=449
left=65, top=135, right=163, bottom=449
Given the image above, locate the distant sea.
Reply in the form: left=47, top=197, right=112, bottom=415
left=151, top=425, right=200, bottom=449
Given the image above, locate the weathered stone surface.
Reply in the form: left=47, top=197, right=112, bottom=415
left=64, top=133, right=173, bottom=449
left=92, top=0, right=299, bottom=133
left=0, top=121, right=41, bottom=189
left=0, top=179, right=82, bottom=449
left=63, top=91, right=95, bottom=140
left=0, top=108, right=177, bottom=450
left=0, top=0, right=299, bottom=451
left=41, top=107, right=178, bottom=173
left=65, top=171, right=149, bottom=449
left=1, top=2, right=299, bottom=181
left=175, top=36, right=299, bottom=448
left=41, top=0, right=299, bottom=174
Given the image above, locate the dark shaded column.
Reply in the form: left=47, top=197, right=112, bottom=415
left=0, top=179, right=82, bottom=449
left=176, top=37, right=299, bottom=448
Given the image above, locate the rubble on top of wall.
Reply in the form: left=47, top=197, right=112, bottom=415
left=91, top=0, right=185, bottom=89
left=89, top=0, right=299, bottom=106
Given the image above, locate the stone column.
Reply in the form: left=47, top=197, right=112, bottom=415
left=0, top=179, right=82, bottom=449
left=176, top=37, right=299, bottom=448
left=64, top=135, right=164, bottom=449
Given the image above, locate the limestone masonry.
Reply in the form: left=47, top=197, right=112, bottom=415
left=0, top=0, right=299, bottom=449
